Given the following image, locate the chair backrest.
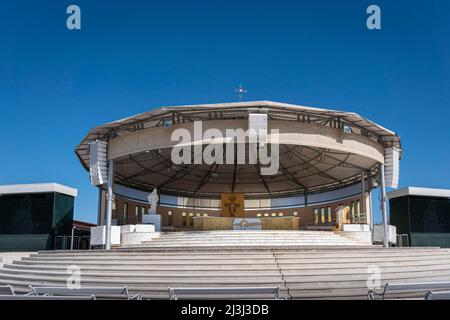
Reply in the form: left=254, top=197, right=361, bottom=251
left=0, top=295, right=95, bottom=300
left=30, top=286, right=128, bottom=298
left=168, top=286, right=280, bottom=300
left=369, top=281, right=450, bottom=300
left=0, top=285, right=15, bottom=296
left=386, top=281, right=450, bottom=292
left=425, top=290, right=450, bottom=300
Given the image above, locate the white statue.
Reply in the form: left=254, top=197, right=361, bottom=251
left=147, top=188, right=159, bottom=215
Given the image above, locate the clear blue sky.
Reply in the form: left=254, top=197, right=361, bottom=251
left=1, top=0, right=449, bottom=224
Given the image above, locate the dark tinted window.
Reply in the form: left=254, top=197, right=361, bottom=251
left=53, top=193, right=75, bottom=235
left=389, top=196, right=410, bottom=234
left=0, top=193, right=54, bottom=234
left=409, top=196, right=450, bottom=233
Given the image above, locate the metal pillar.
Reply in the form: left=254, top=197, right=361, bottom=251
left=105, top=159, right=114, bottom=250
left=379, top=163, right=389, bottom=248
left=361, top=172, right=366, bottom=215
left=70, top=227, right=75, bottom=250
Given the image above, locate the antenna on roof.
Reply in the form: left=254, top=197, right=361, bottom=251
left=234, top=85, right=247, bottom=102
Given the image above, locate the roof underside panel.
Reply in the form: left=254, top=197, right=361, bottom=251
left=76, top=101, right=398, bottom=197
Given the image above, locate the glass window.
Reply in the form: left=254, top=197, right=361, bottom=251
left=182, top=212, right=187, bottom=226
left=134, top=206, right=139, bottom=223
left=123, top=203, right=128, bottom=224
left=350, top=201, right=355, bottom=220
left=189, top=213, right=194, bottom=227
left=409, top=196, right=450, bottom=233
left=256, top=213, right=262, bottom=217
left=293, top=211, right=298, bottom=216
left=327, top=207, right=332, bottom=223
left=313, top=208, right=319, bottom=225
left=278, top=213, right=283, bottom=217
left=168, top=211, right=173, bottom=226
left=320, top=207, right=325, bottom=224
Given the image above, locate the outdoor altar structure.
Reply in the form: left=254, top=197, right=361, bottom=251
left=75, top=101, right=402, bottom=247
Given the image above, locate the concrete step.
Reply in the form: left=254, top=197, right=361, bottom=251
left=0, top=269, right=284, bottom=281
left=139, top=231, right=365, bottom=248
left=4, top=246, right=450, bottom=300
left=283, top=269, right=450, bottom=283
left=278, top=263, right=450, bottom=275
left=150, top=235, right=357, bottom=239
left=0, top=272, right=284, bottom=285
left=27, top=251, right=448, bottom=261
left=3, top=263, right=280, bottom=272
left=24, top=254, right=274, bottom=261
left=25, top=253, right=446, bottom=262
left=123, top=245, right=381, bottom=251
left=0, top=267, right=282, bottom=278
left=279, top=258, right=450, bottom=270
left=12, top=260, right=278, bottom=267
left=21, top=251, right=450, bottom=263
left=135, top=242, right=364, bottom=247
left=18, top=256, right=276, bottom=264
left=29, top=252, right=274, bottom=258
left=158, top=231, right=345, bottom=235
left=33, top=247, right=440, bottom=257
left=4, top=263, right=450, bottom=279
left=154, top=235, right=354, bottom=240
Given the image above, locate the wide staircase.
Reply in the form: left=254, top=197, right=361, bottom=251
left=2, top=246, right=450, bottom=299
left=133, top=230, right=367, bottom=248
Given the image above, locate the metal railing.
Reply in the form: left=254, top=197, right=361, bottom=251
left=350, top=212, right=368, bottom=224
left=54, top=236, right=90, bottom=250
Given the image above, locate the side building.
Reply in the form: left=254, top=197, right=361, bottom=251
left=0, top=183, right=78, bottom=251
left=389, top=187, right=450, bottom=247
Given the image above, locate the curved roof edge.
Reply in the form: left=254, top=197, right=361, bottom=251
left=75, top=100, right=402, bottom=171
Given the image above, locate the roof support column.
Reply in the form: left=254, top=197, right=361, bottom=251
left=105, top=159, right=114, bottom=250
left=379, top=163, right=389, bottom=248
left=361, top=172, right=366, bottom=215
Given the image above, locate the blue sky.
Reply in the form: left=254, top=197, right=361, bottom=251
left=0, top=0, right=449, bottom=223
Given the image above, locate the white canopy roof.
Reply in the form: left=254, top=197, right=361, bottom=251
left=0, top=183, right=78, bottom=197
left=388, top=187, right=450, bottom=199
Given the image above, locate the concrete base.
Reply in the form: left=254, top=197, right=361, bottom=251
left=90, top=226, right=121, bottom=247
left=121, top=232, right=160, bottom=245
left=120, top=224, right=159, bottom=246
left=373, top=224, right=397, bottom=244
left=142, top=215, right=161, bottom=231
left=338, top=224, right=372, bottom=244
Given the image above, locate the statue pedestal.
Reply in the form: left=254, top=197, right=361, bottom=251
left=120, top=224, right=159, bottom=246
left=142, top=214, right=161, bottom=231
